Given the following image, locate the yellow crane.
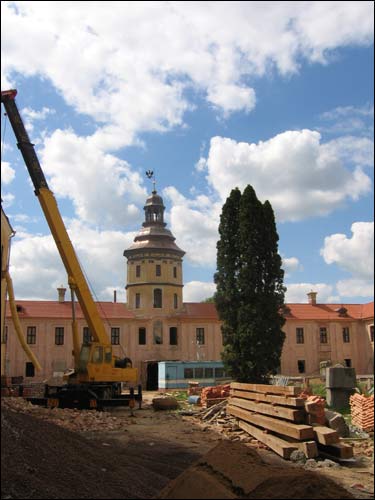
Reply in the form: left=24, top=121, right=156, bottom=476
left=1, top=89, right=141, bottom=409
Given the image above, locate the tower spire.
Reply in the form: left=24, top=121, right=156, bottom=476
left=146, top=169, right=156, bottom=193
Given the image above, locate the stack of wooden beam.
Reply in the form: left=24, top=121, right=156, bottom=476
left=227, top=382, right=354, bottom=460
left=350, top=393, right=374, bottom=432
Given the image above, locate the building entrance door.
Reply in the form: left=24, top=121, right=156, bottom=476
left=146, top=362, right=158, bottom=390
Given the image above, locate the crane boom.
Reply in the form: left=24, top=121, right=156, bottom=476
left=1, top=89, right=109, bottom=346
left=1, top=89, right=141, bottom=409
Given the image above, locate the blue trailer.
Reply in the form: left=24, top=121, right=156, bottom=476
left=158, top=361, right=229, bottom=390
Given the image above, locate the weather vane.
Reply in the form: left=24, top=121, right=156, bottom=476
left=146, top=169, right=156, bottom=192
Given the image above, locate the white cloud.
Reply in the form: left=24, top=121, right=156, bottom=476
left=282, top=257, right=302, bottom=275
left=40, top=129, right=146, bottom=228
left=184, top=281, right=216, bottom=302
left=8, top=219, right=136, bottom=301
left=2, top=1, right=373, bottom=131
left=321, top=136, right=374, bottom=168
left=207, top=84, right=256, bottom=116
left=336, top=279, right=374, bottom=298
left=285, top=283, right=338, bottom=303
left=1, top=161, right=15, bottom=185
left=164, top=186, right=221, bottom=266
left=21, top=106, right=55, bottom=133
left=1, top=193, right=15, bottom=208
left=321, top=222, right=374, bottom=280
left=204, top=130, right=372, bottom=221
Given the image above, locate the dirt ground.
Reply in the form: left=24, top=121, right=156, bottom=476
left=1, top=392, right=374, bottom=499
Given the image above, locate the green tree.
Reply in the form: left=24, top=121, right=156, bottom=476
left=215, top=185, right=286, bottom=383
left=214, top=188, right=242, bottom=347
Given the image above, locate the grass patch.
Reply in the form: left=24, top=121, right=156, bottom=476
left=310, top=383, right=326, bottom=398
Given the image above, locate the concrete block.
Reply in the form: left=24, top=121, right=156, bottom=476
left=326, top=366, right=356, bottom=389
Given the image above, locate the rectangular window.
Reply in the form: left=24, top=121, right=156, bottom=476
left=169, top=327, right=178, bottom=345
left=296, top=327, right=304, bottom=344
left=215, top=367, right=224, bottom=378
left=320, top=327, right=328, bottom=344
left=297, top=360, right=306, bottom=373
left=136, top=265, right=141, bottom=277
left=195, top=367, right=204, bottom=379
left=25, top=362, right=35, bottom=377
left=174, top=293, right=178, bottom=309
left=138, top=327, right=146, bottom=345
left=55, top=327, right=64, bottom=345
left=26, top=326, right=36, bottom=345
left=135, top=293, right=141, bottom=309
left=344, top=358, right=352, bottom=368
left=196, top=328, right=205, bottom=345
left=83, top=327, right=93, bottom=344
left=204, top=367, right=214, bottom=379
left=173, top=266, right=177, bottom=278
left=342, top=327, right=350, bottom=343
left=156, top=264, right=161, bottom=277
left=370, top=325, right=374, bottom=342
left=111, top=327, right=120, bottom=345
left=184, top=368, right=194, bottom=379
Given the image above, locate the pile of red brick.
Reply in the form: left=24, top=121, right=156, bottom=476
left=350, top=393, right=374, bottom=432
left=200, top=384, right=230, bottom=408
left=303, top=395, right=326, bottom=425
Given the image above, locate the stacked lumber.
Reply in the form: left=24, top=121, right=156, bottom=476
left=200, top=384, right=230, bottom=408
left=227, top=382, right=353, bottom=460
left=350, top=393, right=374, bottom=432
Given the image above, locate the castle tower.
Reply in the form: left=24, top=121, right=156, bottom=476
left=123, top=188, right=185, bottom=315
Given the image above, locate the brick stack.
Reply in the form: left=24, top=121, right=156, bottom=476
left=200, top=384, right=231, bottom=408
left=350, top=393, right=374, bottom=432
left=303, top=395, right=326, bottom=425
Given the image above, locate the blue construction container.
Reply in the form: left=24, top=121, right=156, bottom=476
left=158, top=361, right=228, bottom=390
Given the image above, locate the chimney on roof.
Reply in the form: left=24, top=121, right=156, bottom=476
left=57, top=285, right=66, bottom=303
left=113, top=290, right=117, bottom=303
left=307, top=291, right=317, bottom=306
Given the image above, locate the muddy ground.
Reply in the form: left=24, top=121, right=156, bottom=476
left=1, top=392, right=374, bottom=499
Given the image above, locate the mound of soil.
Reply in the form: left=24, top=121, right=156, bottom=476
left=1, top=407, right=199, bottom=499
left=158, top=440, right=354, bottom=499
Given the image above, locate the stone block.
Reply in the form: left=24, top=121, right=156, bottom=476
left=326, top=366, right=356, bottom=389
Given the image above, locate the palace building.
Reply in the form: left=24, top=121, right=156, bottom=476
left=3, top=190, right=374, bottom=389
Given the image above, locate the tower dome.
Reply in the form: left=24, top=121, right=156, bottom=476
left=123, top=188, right=185, bottom=314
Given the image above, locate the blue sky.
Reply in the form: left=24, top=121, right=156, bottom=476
left=1, top=1, right=374, bottom=304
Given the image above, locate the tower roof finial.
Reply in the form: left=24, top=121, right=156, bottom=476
left=146, top=169, right=156, bottom=193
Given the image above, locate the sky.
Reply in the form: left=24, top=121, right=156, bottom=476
left=1, top=1, right=374, bottom=305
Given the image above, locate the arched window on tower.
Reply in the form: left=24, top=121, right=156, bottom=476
left=154, top=288, right=162, bottom=308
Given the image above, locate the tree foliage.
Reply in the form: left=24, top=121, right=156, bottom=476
left=214, top=185, right=286, bottom=383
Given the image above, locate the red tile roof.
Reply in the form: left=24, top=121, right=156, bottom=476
left=284, top=302, right=374, bottom=321
left=5, top=300, right=373, bottom=322
left=5, top=301, right=135, bottom=320
left=180, top=302, right=220, bottom=319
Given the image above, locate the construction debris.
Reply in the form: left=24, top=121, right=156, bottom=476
left=350, top=393, right=374, bottom=432
left=200, top=384, right=230, bottom=408
left=1, top=397, right=131, bottom=432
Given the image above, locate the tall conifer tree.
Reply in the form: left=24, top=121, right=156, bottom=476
left=214, top=188, right=241, bottom=349
left=215, top=185, right=286, bottom=383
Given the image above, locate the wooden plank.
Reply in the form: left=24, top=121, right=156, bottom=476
left=279, top=435, right=319, bottom=458
left=317, top=442, right=354, bottom=459
left=230, top=389, right=305, bottom=407
left=238, top=420, right=298, bottom=459
left=229, top=397, right=305, bottom=422
left=230, top=382, right=301, bottom=396
left=312, top=425, right=339, bottom=445
left=227, top=405, right=314, bottom=440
